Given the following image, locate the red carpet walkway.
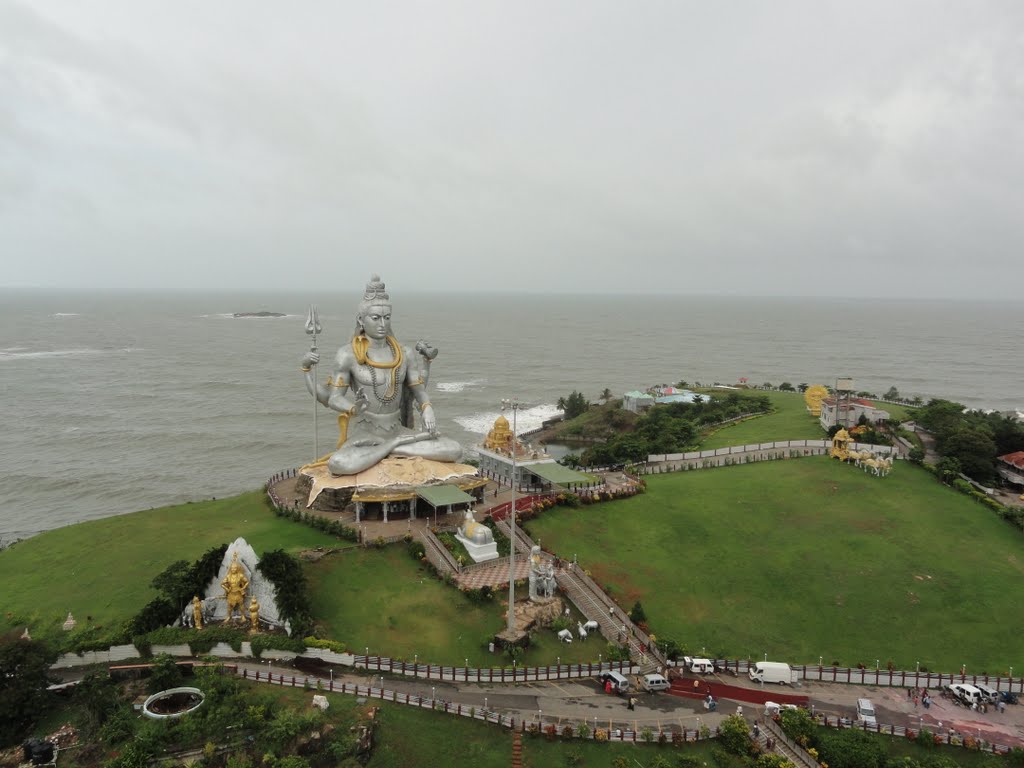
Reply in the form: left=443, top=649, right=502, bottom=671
left=670, top=678, right=809, bottom=707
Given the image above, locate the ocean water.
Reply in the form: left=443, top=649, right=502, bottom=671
left=1, top=289, right=1021, bottom=542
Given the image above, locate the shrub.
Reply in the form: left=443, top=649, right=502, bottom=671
left=303, top=636, right=347, bottom=653
left=406, top=539, right=425, bottom=560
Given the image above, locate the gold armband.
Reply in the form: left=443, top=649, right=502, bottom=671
left=333, top=377, right=348, bottom=388
left=300, top=366, right=311, bottom=372
left=419, top=401, right=432, bottom=412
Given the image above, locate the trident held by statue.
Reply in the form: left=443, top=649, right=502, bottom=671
left=305, top=305, right=322, bottom=460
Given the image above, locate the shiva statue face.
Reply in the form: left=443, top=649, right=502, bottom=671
left=359, top=303, right=392, bottom=340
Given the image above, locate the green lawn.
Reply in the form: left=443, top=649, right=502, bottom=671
left=698, top=390, right=915, bottom=450
left=0, top=492, right=338, bottom=639
left=526, top=457, right=1024, bottom=672
left=698, top=390, right=826, bottom=448
left=306, top=546, right=605, bottom=667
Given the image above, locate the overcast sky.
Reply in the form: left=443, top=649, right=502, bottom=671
left=3, top=1, right=1023, bottom=298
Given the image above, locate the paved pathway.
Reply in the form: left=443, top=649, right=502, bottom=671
left=236, top=660, right=1024, bottom=750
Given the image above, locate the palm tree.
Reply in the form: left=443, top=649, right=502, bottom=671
left=600, top=388, right=613, bottom=403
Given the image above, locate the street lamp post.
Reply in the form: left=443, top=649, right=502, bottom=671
left=502, top=399, right=520, bottom=634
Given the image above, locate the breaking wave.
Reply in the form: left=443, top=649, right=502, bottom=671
left=434, top=380, right=484, bottom=393
left=453, top=403, right=563, bottom=435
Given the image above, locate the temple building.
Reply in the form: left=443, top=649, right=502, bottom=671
left=475, top=416, right=595, bottom=493
left=997, top=452, right=1024, bottom=489
left=819, top=397, right=890, bottom=430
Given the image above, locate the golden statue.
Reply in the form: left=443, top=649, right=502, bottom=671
left=192, top=595, right=204, bottom=630
left=248, top=597, right=260, bottom=632
left=830, top=428, right=853, bottom=461
left=221, top=552, right=249, bottom=621
left=804, top=384, right=829, bottom=416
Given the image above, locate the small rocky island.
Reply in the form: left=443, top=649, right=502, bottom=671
left=233, top=311, right=286, bottom=318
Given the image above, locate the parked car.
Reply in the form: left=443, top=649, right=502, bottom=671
left=974, top=683, right=1000, bottom=704
left=597, top=670, right=632, bottom=694
left=856, top=698, right=877, bottom=726
left=947, top=683, right=984, bottom=706
left=682, top=656, right=715, bottom=674
left=999, top=690, right=1019, bottom=705
left=641, top=673, right=671, bottom=693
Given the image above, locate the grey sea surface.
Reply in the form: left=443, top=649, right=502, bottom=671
left=1, top=289, right=1021, bottom=542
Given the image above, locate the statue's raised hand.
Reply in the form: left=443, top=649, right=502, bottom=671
left=301, top=351, right=320, bottom=369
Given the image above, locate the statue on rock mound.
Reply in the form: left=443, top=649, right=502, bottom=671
left=301, top=274, right=463, bottom=476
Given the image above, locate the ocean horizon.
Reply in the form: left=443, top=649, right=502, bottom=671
left=1, top=289, right=1021, bottom=542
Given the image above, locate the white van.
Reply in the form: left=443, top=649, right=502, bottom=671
left=683, top=656, right=715, bottom=674
left=641, top=673, right=671, bottom=693
left=856, top=698, right=876, bottom=726
left=974, top=683, right=1000, bottom=704
left=598, top=670, right=632, bottom=694
left=949, top=683, right=983, bottom=706
left=748, top=661, right=797, bottom=685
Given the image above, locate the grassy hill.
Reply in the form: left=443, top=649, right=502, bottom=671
left=0, top=492, right=338, bottom=639
left=525, top=457, right=1022, bottom=672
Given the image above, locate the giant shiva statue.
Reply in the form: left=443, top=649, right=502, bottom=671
left=301, top=275, right=462, bottom=476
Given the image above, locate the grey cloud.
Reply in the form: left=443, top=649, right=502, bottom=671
left=2, top=0, right=1024, bottom=298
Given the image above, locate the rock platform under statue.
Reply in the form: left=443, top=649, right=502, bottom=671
left=496, top=597, right=564, bottom=646
left=297, top=455, right=481, bottom=511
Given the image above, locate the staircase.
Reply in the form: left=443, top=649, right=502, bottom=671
left=511, top=731, right=523, bottom=768
left=494, top=516, right=667, bottom=667
left=761, top=717, right=819, bottom=768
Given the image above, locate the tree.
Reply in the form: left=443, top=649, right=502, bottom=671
left=600, top=388, right=613, bottom=403
left=755, top=755, right=797, bottom=768
left=0, top=636, right=56, bottom=747
left=74, top=671, right=121, bottom=734
left=628, top=601, right=647, bottom=625
left=558, top=453, right=582, bottom=468
left=779, top=382, right=795, bottom=392
left=779, top=706, right=816, bottom=746
left=936, top=456, right=962, bottom=484
left=797, top=383, right=809, bottom=393
left=560, top=391, right=589, bottom=419
left=148, top=653, right=183, bottom=694
left=151, top=560, right=193, bottom=611
left=941, top=427, right=998, bottom=485
left=762, top=382, right=773, bottom=390
left=717, top=714, right=754, bottom=755
left=884, top=386, right=900, bottom=401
